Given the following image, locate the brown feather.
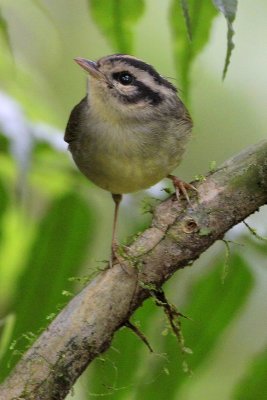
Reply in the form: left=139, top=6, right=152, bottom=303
left=64, top=97, right=87, bottom=144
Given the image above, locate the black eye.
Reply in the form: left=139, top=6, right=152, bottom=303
left=113, top=71, right=134, bottom=85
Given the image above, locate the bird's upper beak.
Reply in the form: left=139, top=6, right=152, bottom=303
left=74, top=57, right=103, bottom=81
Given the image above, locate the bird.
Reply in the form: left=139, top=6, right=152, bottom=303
left=64, top=54, right=194, bottom=266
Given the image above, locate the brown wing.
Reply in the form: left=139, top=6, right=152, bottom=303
left=64, top=97, right=88, bottom=144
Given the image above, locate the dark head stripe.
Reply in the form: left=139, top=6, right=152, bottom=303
left=107, top=56, right=177, bottom=92
left=118, top=80, right=163, bottom=106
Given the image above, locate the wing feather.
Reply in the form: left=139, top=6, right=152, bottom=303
left=64, top=97, right=88, bottom=144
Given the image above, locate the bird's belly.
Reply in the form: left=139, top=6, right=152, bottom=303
left=72, top=147, right=180, bottom=194
left=70, top=119, right=189, bottom=194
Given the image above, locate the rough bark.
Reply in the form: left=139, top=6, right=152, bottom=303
left=1, top=141, right=267, bottom=400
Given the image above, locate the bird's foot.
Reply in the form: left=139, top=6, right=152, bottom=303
left=109, top=241, right=132, bottom=275
left=168, top=174, right=198, bottom=206
left=109, top=240, right=120, bottom=268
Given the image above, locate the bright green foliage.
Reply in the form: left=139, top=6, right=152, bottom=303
left=89, top=0, right=145, bottom=53
left=0, top=314, right=15, bottom=365
left=213, top=0, right=238, bottom=78
left=234, top=346, right=267, bottom=400
left=0, top=179, right=8, bottom=243
left=180, top=0, right=192, bottom=40
left=170, top=0, right=218, bottom=97
left=0, top=192, right=95, bottom=381
left=0, top=8, right=11, bottom=53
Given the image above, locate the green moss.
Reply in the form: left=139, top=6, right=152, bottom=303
left=194, top=174, right=206, bottom=182
left=166, top=230, right=182, bottom=242
left=199, top=227, right=212, bottom=236
left=138, top=281, right=158, bottom=292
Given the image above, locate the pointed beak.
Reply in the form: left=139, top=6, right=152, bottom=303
left=74, top=57, right=103, bottom=80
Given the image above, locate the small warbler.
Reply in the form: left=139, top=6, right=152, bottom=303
left=65, top=54, right=193, bottom=265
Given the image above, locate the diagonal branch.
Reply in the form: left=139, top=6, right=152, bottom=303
left=1, top=141, right=267, bottom=400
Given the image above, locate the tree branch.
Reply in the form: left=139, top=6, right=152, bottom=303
left=1, top=141, right=267, bottom=400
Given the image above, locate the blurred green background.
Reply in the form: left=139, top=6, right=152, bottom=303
left=0, top=1, right=267, bottom=399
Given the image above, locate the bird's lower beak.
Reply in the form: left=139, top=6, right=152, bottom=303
left=74, top=57, right=103, bottom=81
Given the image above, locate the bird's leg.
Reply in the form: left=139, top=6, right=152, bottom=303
left=110, top=193, right=122, bottom=267
left=167, top=174, right=197, bottom=205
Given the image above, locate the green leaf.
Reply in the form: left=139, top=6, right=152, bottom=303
left=0, top=314, right=15, bottom=363
left=0, top=192, right=96, bottom=381
left=212, top=0, right=238, bottom=79
left=180, top=0, right=192, bottom=40
left=0, top=178, right=9, bottom=243
left=0, top=134, right=9, bottom=155
left=89, top=0, right=145, bottom=53
left=0, top=178, right=8, bottom=217
left=170, top=0, right=218, bottom=97
left=133, top=253, right=254, bottom=399
left=234, top=346, right=267, bottom=400
left=0, top=7, right=12, bottom=53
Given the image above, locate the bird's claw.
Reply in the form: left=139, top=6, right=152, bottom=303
left=109, top=241, right=133, bottom=275
left=168, top=174, right=198, bottom=206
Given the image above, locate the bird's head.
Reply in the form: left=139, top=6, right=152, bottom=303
left=74, top=54, right=178, bottom=121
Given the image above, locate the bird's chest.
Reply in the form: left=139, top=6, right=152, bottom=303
left=71, top=119, right=181, bottom=193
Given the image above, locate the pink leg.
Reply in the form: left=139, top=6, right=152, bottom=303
left=167, top=174, right=197, bottom=205
left=110, top=193, right=122, bottom=267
